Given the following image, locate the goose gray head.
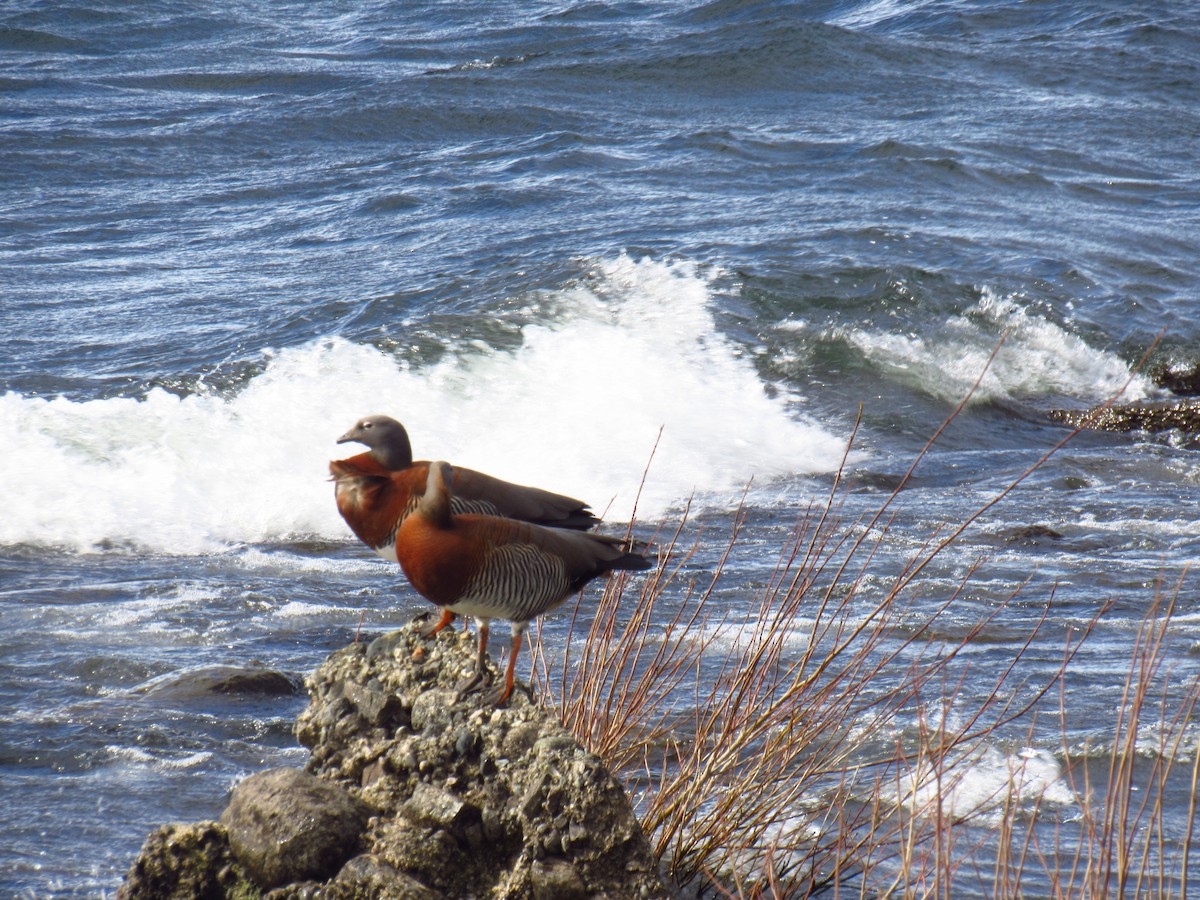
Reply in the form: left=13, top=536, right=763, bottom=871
left=337, top=415, right=414, bottom=470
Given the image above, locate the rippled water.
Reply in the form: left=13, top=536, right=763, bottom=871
left=3, top=1, right=1199, bottom=895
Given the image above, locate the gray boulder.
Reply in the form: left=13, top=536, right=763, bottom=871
left=219, top=767, right=371, bottom=890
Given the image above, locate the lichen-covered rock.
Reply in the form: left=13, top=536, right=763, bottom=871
left=119, top=619, right=676, bottom=899
left=116, top=821, right=257, bottom=900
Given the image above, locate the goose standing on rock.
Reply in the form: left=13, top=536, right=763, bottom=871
left=397, top=460, right=653, bottom=706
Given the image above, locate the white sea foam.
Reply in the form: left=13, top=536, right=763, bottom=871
left=419, top=256, right=854, bottom=518
left=232, top=547, right=385, bottom=576
left=102, top=746, right=214, bottom=772
left=0, top=256, right=850, bottom=554
left=91, top=586, right=217, bottom=631
left=271, top=599, right=359, bottom=618
left=34, top=584, right=218, bottom=642
left=814, top=287, right=1159, bottom=405
left=879, top=744, right=1075, bottom=825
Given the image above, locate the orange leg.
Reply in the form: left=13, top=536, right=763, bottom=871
left=482, top=626, right=527, bottom=708
left=418, top=607, right=456, bottom=639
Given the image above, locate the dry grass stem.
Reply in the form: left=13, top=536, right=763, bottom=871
left=528, top=336, right=1196, bottom=896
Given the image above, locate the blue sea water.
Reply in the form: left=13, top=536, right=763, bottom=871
left=3, top=0, right=1200, bottom=895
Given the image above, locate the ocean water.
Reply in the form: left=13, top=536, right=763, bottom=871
left=3, top=0, right=1199, bottom=895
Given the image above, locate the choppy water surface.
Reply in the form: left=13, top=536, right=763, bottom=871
left=3, top=1, right=1199, bottom=895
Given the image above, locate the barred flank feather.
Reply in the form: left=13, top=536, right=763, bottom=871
left=461, top=543, right=568, bottom=622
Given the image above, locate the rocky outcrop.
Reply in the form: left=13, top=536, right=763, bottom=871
left=118, top=621, right=675, bottom=899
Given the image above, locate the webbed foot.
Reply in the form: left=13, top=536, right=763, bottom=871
left=416, top=608, right=456, bottom=640
left=455, top=665, right=494, bottom=700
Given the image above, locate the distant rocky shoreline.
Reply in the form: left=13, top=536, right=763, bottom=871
left=118, top=623, right=676, bottom=898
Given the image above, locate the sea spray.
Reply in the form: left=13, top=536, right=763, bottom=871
left=0, top=256, right=851, bottom=553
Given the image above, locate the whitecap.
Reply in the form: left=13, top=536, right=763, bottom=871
left=0, top=255, right=853, bottom=553
left=831, top=286, right=1158, bottom=406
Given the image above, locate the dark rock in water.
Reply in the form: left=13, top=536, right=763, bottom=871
left=136, top=665, right=305, bottom=702
left=1151, top=361, right=1200, bottom=396
left=219, top=767, right=371, bottom=889
left=1048, top=399, right=1200, bottom=434
left=205, top=669, right=305, bottom=697
left=848, top=470, right=914, bottom=494
left=119, top=622, right=676, bottom=899
left=999, top=524, right=1064, bottom=545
